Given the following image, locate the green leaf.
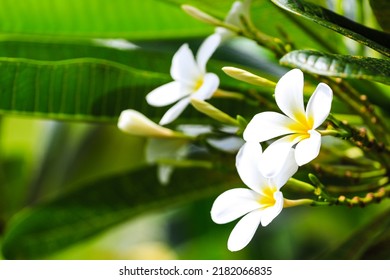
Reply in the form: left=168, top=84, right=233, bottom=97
left=0, top=57, right=171, bottom=122
left=0, top=39, right=174, bottom=72
left=369, top=0, right=390, bottom=33
left=0, top=40, right=264, bottom=123
left=169, top=0, right=347, bottom=53
left=280, top=50, right=390, bottom=85
left=271, top=0, right=390, bottom=57
left=0, top=0, right=212, bottom=39
left=319, top=207, right=390, bottom=259
left=1, top=165, right=239, bottom=259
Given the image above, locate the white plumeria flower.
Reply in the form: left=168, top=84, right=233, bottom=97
left=146, top=41, right=220, bottom=126
left=243, top=69, right=333, bottom=177
left=211, top=142, right=298, bottom=251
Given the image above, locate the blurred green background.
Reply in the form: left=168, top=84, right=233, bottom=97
left=0, top=0, right=389, bottom=260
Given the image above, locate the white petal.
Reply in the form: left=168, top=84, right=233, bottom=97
left=241, top=0, right=252, bottom=16
left=196, top=34, right=221, bottom=73
left=215, top=27, right=235, bottom=41
left=219, top=125, right=239, bottom=134
left=275, top=69, right=305, bottom=122
left=170, top=44, right=202, bottom=84
left=211, top=188, right=261, bottom=224
left=159, top=98, right=190, bottom=125
left=236, top=142, right=267, bottom=192
left=260, top=191, right=283, bottom=227
left=243, top=112, right=296, bottom=142
left=191, top=73, right=219, bottom=100
left=145, top=138, right=188, bottom=163
left=207, top=136, right=244, bottom=153
left=146, top=81, right=189, bottom=107
left=227, top=210, right=262, bottom=252
left=294, top=130, right=321, bottom=166
left=216, top=0, right=252, bottom=41
left=270, top=148, right=298, bottom=188
left=176, top=124, right=212, bottom=136
left=225, top=1, right=245, bottom=26
left=306, top=83, right=333, bottom=129
left=258, top=135, right=297, bottom=177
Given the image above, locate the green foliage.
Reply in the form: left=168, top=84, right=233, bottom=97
left=280, top=50, right=390, bottom=85
left=271, top=0, right=390, bottom=56
left=0, top=0, right=212, bottom=39
left=320, top=207, right=390, bottom=259
left=369, top=0, right=390, bottom=32
left=2, top=165, right=238, bottom=259
left=0, top=0, right=389, bottom=260
left=0, top=57, right=169, bottom=122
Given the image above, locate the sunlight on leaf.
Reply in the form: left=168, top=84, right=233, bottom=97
left=271, top=0, right=390, bottom=57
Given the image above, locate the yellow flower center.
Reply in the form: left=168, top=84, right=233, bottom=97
left=258, top=186, right=278, bottom=208
left=288, top=111, right=314, bottom=137
left=193, top=78, right=204, bottom=91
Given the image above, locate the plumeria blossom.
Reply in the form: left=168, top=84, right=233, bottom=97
left=146, top=40, right=220, bottom=126
left=243, top=69, right=333, bottom=177
left=211, top=142, right=298, bottom=251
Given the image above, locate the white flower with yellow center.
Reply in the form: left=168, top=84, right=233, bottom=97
left=211, top=142, right=298, bottom=251
left=243, top=69, right=333, bottom=177
left=146, top=41, right=220, bottom=126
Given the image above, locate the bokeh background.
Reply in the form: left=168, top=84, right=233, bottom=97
left=0, top=0, right=389, bottom=259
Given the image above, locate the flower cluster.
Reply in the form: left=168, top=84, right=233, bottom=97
left=211, top=68, right=333, bottom=251
left=117, top=0, right=334, bottom=252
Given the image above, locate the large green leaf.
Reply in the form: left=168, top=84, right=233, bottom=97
left=0, top=38, right=280, bottom=79
left=280, top=50, right=390, bottom=85
left=271, top=0, right=390, bottom=57
left=0, top=38, right=175, bottom=73
left=0, top=57, right=171, bottom=122
left=0, top=40, right=269, bottom=123
left=0, top=0, right=212, bottom=39
left=1, top=165, right=239, bottom=259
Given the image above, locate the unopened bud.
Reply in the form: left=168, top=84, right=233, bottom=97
left=190, top=98, right=239, bottom=126
left=182, top=5, right=223, bottom=26
left=222, top=66, right=276, bottom=88
left=118, top=109, right=180, bottom=138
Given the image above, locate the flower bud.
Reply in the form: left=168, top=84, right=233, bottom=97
left=181, top=5, right=223, bottom=26
left=190, top=98, right=238, bottom=126
left=222, top=66, right=276, bottom=87
left=118, top=109, right=178, bottom=138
